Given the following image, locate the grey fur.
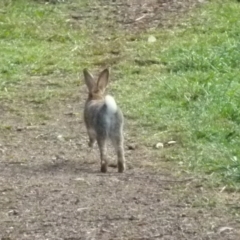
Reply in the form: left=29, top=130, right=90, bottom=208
left=83, top=68, right=125, bottom=173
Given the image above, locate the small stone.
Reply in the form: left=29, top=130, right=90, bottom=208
left=155, top=142, right=164, bottom=149
left=148, top=35, right=157, bottom=43
left=57, top=135, right=65, bottom=142
left=127, top=144, right=137, bottom=150
left=8, top=210, right=18, bottom=216
left=16, top=127, right=24, bottom=131
left=129, top=215, right=137, bottom=221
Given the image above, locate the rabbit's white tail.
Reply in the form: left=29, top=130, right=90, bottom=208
left=105, top=95, right=117, bottom=113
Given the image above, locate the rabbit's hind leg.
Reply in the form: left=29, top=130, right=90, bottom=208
left=87, top=128, right=96, bottom=149
left=97, top=137, right=108, bottom=173
left=111, top=133, right=125, bottom=173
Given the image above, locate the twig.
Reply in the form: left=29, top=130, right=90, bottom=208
left=95, top=173, right=200, bottom=183
left=135, top=15, right=147, bottom=22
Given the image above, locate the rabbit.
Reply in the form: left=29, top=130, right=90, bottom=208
left=83, top=68, right=125, bottom=173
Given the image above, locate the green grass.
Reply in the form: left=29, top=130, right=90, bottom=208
left=1, top=0, right=240, bottom=188
left=114, top=0, right=240, bottom=187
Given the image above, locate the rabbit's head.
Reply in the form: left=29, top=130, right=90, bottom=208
left=83, top=68, right=109, bottom=101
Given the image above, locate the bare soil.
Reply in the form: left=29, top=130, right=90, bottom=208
left=1, top=0, right=240, bottom=239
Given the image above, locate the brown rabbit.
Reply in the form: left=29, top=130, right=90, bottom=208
left=83, top=68, right=125, bottom=173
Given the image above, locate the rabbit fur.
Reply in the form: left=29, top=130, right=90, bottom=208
left=83, top=68, right=125, bottom=173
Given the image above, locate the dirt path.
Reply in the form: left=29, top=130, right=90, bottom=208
left=0, top=0, right=240, bottom=239
left=0, top=83, right=239, bottom=240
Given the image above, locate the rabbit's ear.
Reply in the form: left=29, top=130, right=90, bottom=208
left=83, top=69, right=95, bottom=91
left=97, top=68, right=109, bottom=92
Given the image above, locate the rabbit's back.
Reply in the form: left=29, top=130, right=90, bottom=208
left=84, top=96, right=123, bottom=139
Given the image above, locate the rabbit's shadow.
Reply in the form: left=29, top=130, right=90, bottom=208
left=36, top=149, right=106, bottom=175
left=1, top=144, right=123, bottom=177
left=39, top=158, right=98, bottom=175
left=37, top=150, right=124, bottom=176
left=40, top=158, right=119, bottom=176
